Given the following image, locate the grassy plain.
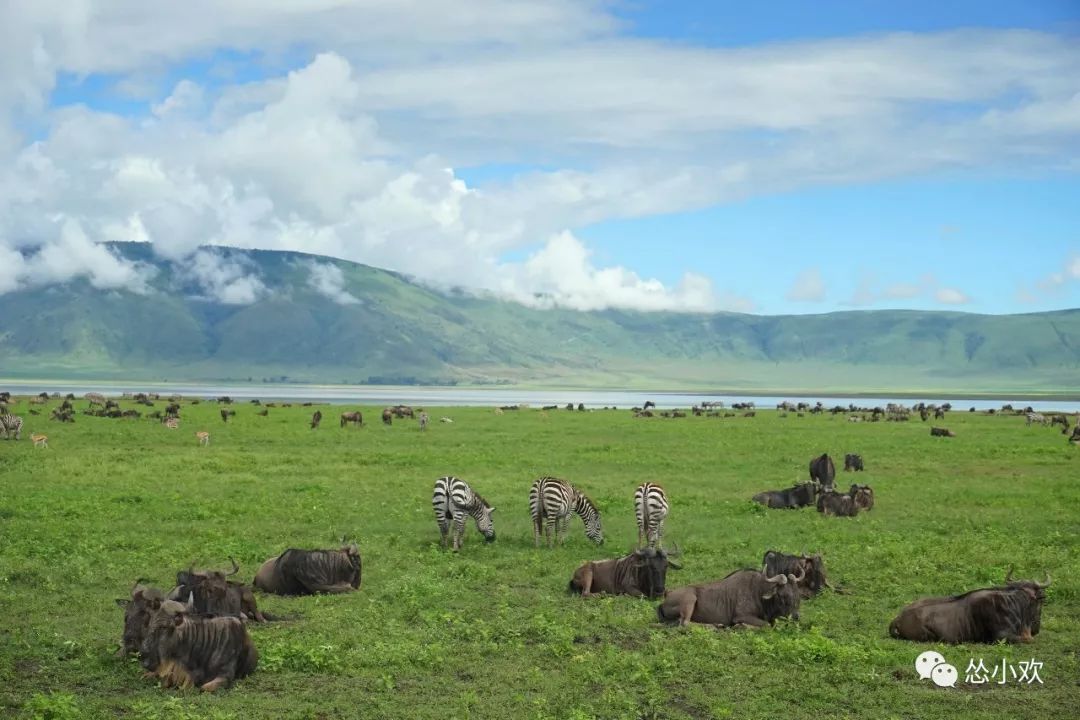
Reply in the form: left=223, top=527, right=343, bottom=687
left=0, top=397, right=1078, bottom=720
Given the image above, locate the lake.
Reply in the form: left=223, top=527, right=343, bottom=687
left=3, top=381, right=1079, bottom=412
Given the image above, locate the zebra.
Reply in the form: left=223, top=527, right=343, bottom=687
left=529, top=476, right=603, bottom=548
left=85, top=392, right=107, bottom=410
left=432, top=476, right=495, bottom=550
left=634, top=482, right=669, bottom=549
left=1, top=414, right=23, bottom=440
left=419, top=412, right=429, bottom=431
left=1026, top=412, right=1047, bottom=426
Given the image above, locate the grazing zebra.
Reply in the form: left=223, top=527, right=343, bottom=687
left=196, top=431, right=210, bottom=446
left=529, top=476, right=603, bottom=548
left=1, top=414, right=23, bottom=440
left=31, top=433, right=48, bottom=448
left=432, top=476, right=496, bottom=550
left=85, top=392, right=106, bottom=410
left=165, top=417, right=179, bottom=430
left=1026, top=412, right=1047, bottom=426
left=634, top=482, right=669, bottom=549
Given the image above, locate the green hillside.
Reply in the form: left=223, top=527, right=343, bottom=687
left=1, top=244, right=1078, bottom=392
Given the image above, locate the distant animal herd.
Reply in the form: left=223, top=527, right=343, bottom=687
left=1, top=390, right=1074, bottom=692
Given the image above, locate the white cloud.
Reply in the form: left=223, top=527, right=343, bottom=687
left=182, top=249, right=266, bottom=304
left=0, top=4, right=1077, bottom=312
left=495, top=231, right=740, bottom=312
left=306, top=261, right=360, bottom=305
left=848, top=272, right=971, bottom=307
left=786, top=268, right=826, bottom=302
left=934, top=287, right=971, bottom=305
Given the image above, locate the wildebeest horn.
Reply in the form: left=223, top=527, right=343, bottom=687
left=185, top=591, right=195, bottom=612
left=1035, top=572, right=1051, bottom=589
left=667, top=542, right=682, bottom=558
left=226, top=556, right=239, bottom=576
left=765, top=573, right=788, bottom=585
left=789, top=565, right=806, bottom=583
left=130, top=577, right=149, bottom=593
left=1005, top=564, right=1015, bottom=583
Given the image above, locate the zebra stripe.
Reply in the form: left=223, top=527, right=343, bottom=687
left=1026, top=412, right=1046, bottom=426
left=432, top=476, right=495, bottom=550
left=0, top=414, right=23, bottom=440
left=634, top=482, right=669, bottom=548
left=529, top=476, right=603, bottom=547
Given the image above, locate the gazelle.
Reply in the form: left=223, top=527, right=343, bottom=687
left=165, top=417, right=179, bottom=429
left=31, top=433, right=48, bottom=448
left=196, top=431, right=210, bottom=446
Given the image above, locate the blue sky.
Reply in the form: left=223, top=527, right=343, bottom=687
left=2, top=1, right=1078, bottom=314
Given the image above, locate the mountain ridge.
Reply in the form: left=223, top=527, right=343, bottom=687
left=1, top=243, right=1078, bottom=392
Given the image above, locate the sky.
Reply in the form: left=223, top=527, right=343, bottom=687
left=0, top=1, right=1078, bottom=315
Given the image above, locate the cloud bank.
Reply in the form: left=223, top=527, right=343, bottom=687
left=0, top=2, right=1077, bottom=312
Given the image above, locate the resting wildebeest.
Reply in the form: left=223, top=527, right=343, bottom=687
left=569, top=547, right=680, bottom=598
left=311, top=410, right=323, bottom=429
left=762, top=551, right=828, bottom=598
left=849, top=484, right=874, bottom=511
left=809, top=453, right=836, bottom=490
left=843, top=453, right=864, bottom=472
left=888, top=568, right=1050, bottom=644
left=930, top=427, right=955, bottom=437
left=657, top=566, right=804, bottom=627
left=752, top=482, right=817, bottom=509
left=168, top=558, right=267, bottom=622
left=817, top=490, right=859, bottom=517
left=340, top=411, right=362, bottom=428
left=116, top=580, right=165, bottom=656
left=140, top=596, right=258, bottom=691
left=254, top=543, right=362, bottom=595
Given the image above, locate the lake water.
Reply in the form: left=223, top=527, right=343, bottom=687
left=3, top=381, right=1079, bottom=412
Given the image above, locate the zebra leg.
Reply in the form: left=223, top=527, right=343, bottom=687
left=436, top=513, right=450, bottom=549
left=452, top=512, right=467, bottom=551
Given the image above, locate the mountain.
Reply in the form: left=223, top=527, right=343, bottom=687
left=2, top=243, right=1078, bottom=393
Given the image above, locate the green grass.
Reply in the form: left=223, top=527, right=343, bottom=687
left=0, top=398, right=1078, bottom=719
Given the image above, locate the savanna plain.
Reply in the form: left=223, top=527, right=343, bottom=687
left=1, top=397, right=1078, bottom=720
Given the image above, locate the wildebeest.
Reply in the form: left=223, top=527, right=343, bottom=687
left=391, top=405, right=415, bottom=418
left=817, top=490, right=859, bottom=517
left=253, top=543, right=362, bottom=595
left=311, top=410, right=323, bottom=429
left=569, top=547, right=680, bottom=598
left=809, top=453, right=836, bottom=490
left=843, top=453, right=864, bottom=472
left=381, top=408, right=393, bottom=425
left=340, top=411, right=362, bottom=428
left=849, top=484, right=874, bottom=511
left=930, top=427, right=955, bottom=437
left=220, top=409, right=236, bottom=422
left=751, top=482, right=817, bottom=509
left=657, top=566, right=804, bottom=627
left=762, top=551, right=828, bottom=598
left=116, top=580, right=165, bottom=657
left=140, top=596, right=258, bottom=691
left=888, top=568, right=1050, bottom=644
left=168, top=558, right=267, bottom=622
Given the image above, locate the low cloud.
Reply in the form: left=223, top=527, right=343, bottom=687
left=934, top=287, right=971, bottom=305
left=181, top=249, right=266, bottom=304
left=786, top=268, right=826, bottom=302
left=847, top=272, right=971, bottom=307
left=306, top=261, right=360, bottom=305
left=495, top=231, right=746, bottom=313
left=0, top=218, right=154, bottom=295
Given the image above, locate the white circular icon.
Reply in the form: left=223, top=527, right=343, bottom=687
left=915, top=651, right=946, bottom=680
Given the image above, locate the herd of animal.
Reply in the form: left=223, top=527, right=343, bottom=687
left=0, top=390, right=1066, bottom=694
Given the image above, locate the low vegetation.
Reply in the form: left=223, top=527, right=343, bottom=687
left=1, top=397, right=1077, bottom=718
